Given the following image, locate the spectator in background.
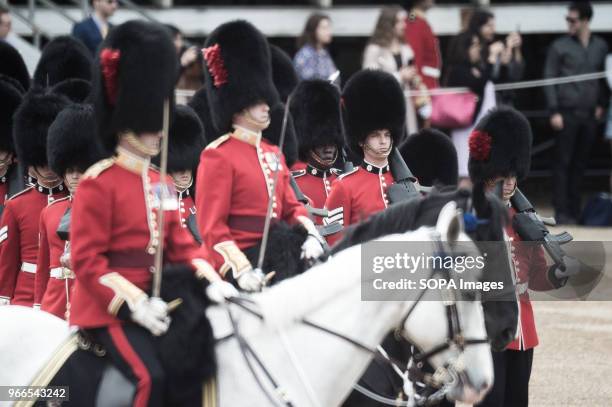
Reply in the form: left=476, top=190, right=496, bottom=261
left=164, top=24, right=204, bottom=105
left=444, top=31, right=500, bottom=187
left=403, top=0, right=441, bottom=89
left=72, top=0, right=117, bottom=55
left=363, top=6, right=427, bottom=134
left=468, top=8, right=524, bottom=105
left=606, top=54, right=612, bottom=192
left=294, top=13, right=337, bottom=81
left=0, top=5, right=12, bottom=41
left=544, top=1, right=608, bottom=224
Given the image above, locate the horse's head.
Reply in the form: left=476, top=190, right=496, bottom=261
left=399, top=202, right=493, bottom=405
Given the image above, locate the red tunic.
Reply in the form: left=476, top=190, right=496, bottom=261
left=0, top=177, right=8, bottom=208
left=405, top=11, right=441, bottom=90
left=195, top=129, right=308, bottom=271
left=69, top=151, right=204, bottom=328
left=291, top=161, right=340, bottom=224
left=34, top=197, right=73, bottom=319
left=177, top=189, right=201, bottom=244
left=0, top=183, right=67, bottom=306
left=324, top=163, right=395, bottom=246
left=505, top=207, right=556, bottom=351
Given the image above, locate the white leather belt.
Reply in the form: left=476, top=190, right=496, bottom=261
left=516, top=282, right=528, bottom=295
left=50, top=267, right=74, bottom=279
left=21, top=262, right=37, bottom=274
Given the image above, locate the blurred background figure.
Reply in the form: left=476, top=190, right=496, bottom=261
left=544, top=1, right=608, bottom=224
left=0, top=5, right=12, bottom=41
left=363, top=5, right=425, bottom=134
left=403, top=0, right=441, bottom=90
left=606, top=54, right=612, bottom=192
left=467, top=8, right=524, bottom=106
left=166, top=24, right=204, bottom=104
left=443, top=31, right=498, bottom=188
left=72, top=0, right=118, bottom=55
left=293, top=12, right=337, bottom=81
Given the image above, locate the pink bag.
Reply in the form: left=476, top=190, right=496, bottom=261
left=430, top=92, right=478, bottom=129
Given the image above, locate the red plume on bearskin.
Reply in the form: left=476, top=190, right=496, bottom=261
left=202, top=44, right=228, bottom=88
left=469, top=130, right=492, bottom=161
left=100, top=48, right=121, bottom=105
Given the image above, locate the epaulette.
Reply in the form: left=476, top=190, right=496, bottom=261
left=83, top=158, right=116, bottom=179
left=48, top=196, right=70, bottom=207
left=337, top=167, right=358, bottom=180
left=205, top=134, right=230, bottom=150
left=291, top=169, right=306, bottom=178
left=7, top=186, right=33, bottom=201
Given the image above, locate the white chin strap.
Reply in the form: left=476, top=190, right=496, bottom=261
left=243, top=109, right=271, bottom=130
left=123, top=132, right=160, bottom=157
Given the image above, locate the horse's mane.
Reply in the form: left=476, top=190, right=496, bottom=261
left=332, top=187, right=508, bottom=254
left=256, top=226, right=434, bottom=327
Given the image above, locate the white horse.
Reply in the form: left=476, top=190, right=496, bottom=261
left=0, top=202, right=493, bottom=406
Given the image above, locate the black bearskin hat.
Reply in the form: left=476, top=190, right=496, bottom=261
left=188, top=87, right=222, bottom=142
left=262, top=102, right=298, bottom=167
left=152, top=105, right=207, bottom=173
left=92, top=20, right=178, bottom=153
left=202, top=20, right=279, bottom=134
left=341, top=70, right=406, bottom=157
left=13, top=88, right=70, bottom=169
left=400, top=129, right=458, bottom=187
left=47, top=104, right=104, bottom=176
left=468, top=107, right=532, bottom=183
left=50, top=78, right=92, bottom=103
left=0, top=41, right=30, bottom=91
left=33, top=36, right=92, bottom=87
left=270, top=44, right=299, bottom=104
left=0, top=76, right=24, bottom=154
left=290, top=79, right=344, bottom=162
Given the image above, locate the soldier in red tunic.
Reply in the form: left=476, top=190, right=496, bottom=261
left=0, top=77, right=26, bottom=219
left=197, top=20, right=325, bottom=288
left=0, top=90, right=69, bottom=306
left=324, top=70, right=407, bottom=245
left=153, top=104, right=206, bottom=245
left=289, top=79, right=345, bottom=218
left=34, top=103, right=104, bottom=319
left=69, top=21, right=236, bottom=407
left=469, top=107, right=579, bottom=407
left=404, top=0, right=441, bottom=90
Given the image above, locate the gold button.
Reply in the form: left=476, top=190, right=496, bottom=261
left=181, top=208, right=186, bottom=213
left=272, top=212, right=278, bottom=218
left=152, top=238, right=159, bottom=246
left=272, top=202, right=277, bottom=209
left=147, top=247, right=156, bottom=255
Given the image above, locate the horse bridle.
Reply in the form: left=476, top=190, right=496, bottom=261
left=221, top=232, right=489, bottom=407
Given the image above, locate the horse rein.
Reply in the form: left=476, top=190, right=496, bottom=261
left=221, top=231, right=488, bottom=407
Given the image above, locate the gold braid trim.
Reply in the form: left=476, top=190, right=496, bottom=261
left=15, top=334, right=79, bottom=407
left=213, top=241, right=252, bottom=278
left=99, top=272, right=147, bottom=315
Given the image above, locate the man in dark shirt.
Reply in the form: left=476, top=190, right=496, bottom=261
left=544, top=1, right=608, bottom=224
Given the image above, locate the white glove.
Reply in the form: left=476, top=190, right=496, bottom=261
left=33, top=304, right=41, bottom=310
left=554, top=256, right=582, bottom=280
left=301, top=235, right=325, bottom=261
left=0, top=297, right=10, bottom=306
left=237, top=268, right=265, bottom=292
left=206, top=280, right=239, bottom=304
left=131, top=296, right=171, bottom=336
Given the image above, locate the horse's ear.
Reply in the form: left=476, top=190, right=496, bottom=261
left=436, top=201, right=462, bottom=243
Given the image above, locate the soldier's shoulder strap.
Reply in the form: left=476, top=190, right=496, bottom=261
left=83, top=157, right=116, bottom=179
left=337, top=167, right=358, bottom=180
left=205, top=134, right=231, bottom=150
left=291, top=169, right=307, bottom=178
left=7, top=186, right=34, bottom=201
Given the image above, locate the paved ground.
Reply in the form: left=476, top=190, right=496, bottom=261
left=529, top=225, right=612, bottom=406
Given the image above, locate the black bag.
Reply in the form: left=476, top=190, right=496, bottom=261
left=581, top=193, right=612, bottom=226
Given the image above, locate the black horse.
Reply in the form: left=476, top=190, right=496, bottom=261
left=336, top=185, right=518, bottom=407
